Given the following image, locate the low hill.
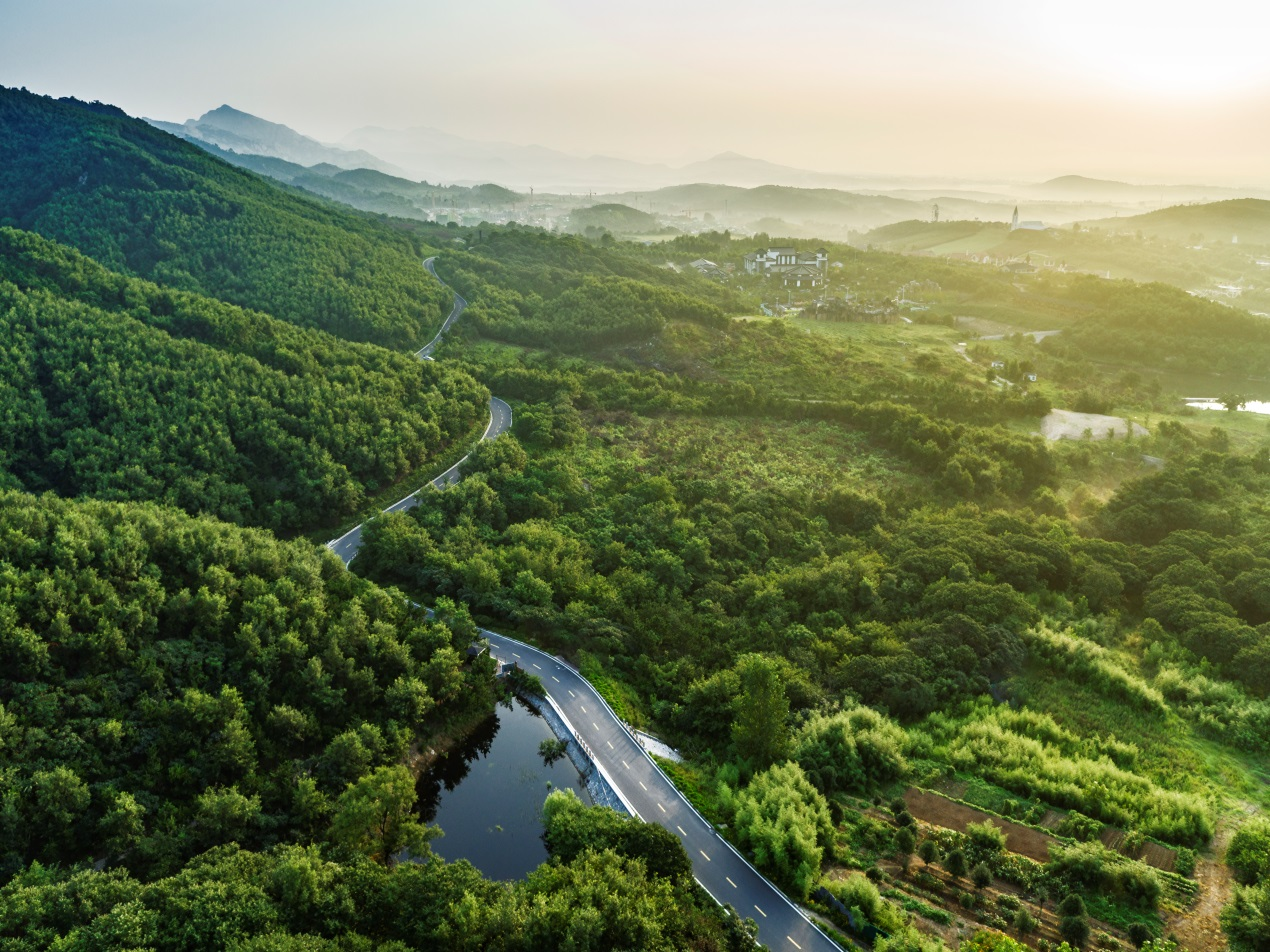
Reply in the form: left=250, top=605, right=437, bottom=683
left=566, top=203, right=668, bottom=235
left=0, top=228, right=488, bottom=531
left=0, top=86, right=453, bottom=348
left=1085, top=198, right=1270, bottom=246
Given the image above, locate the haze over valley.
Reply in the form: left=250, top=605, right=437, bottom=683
left=2, top=4, right=1270, bottom=952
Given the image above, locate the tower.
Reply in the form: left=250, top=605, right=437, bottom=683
left=1011, top=206, right=1019, bottom=231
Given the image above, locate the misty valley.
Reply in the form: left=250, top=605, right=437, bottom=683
left=2, top=30, right=1270, bottom=952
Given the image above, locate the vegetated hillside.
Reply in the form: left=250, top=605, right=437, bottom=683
left=423, top=226, right=747, bottom=352
left=0, top=228, right=489, bottom=530
left=1088, top=199, right=1270, bottom=246
left=565, top=203, right=667, bottom=235
left=0, top=489, right=499, bottom=876
left=1046, top=274, right=1270, bottom=378
left=0, top=86, right=452, bottom=348
left=353, top=221, right=1270, bottom=948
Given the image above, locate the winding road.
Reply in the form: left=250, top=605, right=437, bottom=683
left=328, top=258, right=843, bottom=952
left=326, top=257, right=513, bottom=565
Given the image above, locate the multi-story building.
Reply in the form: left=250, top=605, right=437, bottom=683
left=743, top=246, right=829, bottom=277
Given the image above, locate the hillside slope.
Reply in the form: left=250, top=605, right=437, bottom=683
left=0, top=87, right=451, bottom=348
left=0, top=228, right=489, bottom=530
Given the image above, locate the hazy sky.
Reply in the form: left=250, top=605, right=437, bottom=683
left=4, top=0, right=1270, bottom=183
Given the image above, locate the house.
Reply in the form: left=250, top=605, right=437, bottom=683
left=781, top=264, right=825, bottom=288
left=690, top=258, right=730, bottom=280
left=991, top=360, right=1005, bottom=369
left=465, top=640, right=489, bottom=661
left=744, top=246, right=829, bottom=277
left=1025, top=373, right=1038, bottom=382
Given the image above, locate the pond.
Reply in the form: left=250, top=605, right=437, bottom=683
left=1185, top=399, right=1270, bottom=415
left=415, top=696, right=591, bottom=880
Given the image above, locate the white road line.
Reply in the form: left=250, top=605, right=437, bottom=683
left=512, top=653, right=520, bottom=659
left=657, top=803, right=665, bottom=813
left=755, top=905, right=767, bottom=918
left=699, top=850, right=710, bottom=862
left=568, top=690, right=575, bottom=698
left=621, top=760, right=629, bottom=768
left=606, top=740, right=613, bottom=749
left=677, top=825, right=687, bottom=836
left=787, top=939, right=802, bottom=950
left=552, top=676, right=560, bottom=683
left=726, top=877, right=737, bottom=888
left=639, top=781, right=648, bottom=791
left=592, top=722, right=599, bottom=730
left=580, top=704, right=587, bottom=713
left=532, top=663, right=541, bottom=669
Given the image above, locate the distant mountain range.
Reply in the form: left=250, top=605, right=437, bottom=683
left=146, top=106, right=1270, bottom=235
left=148, top=105, right=405, bottom=175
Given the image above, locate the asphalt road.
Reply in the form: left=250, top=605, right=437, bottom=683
left=326, top=395, right=512, bottom=564
left=326, top=257, right=512, bottom=565
left=480, top=629, right=841, bottom=952
left=329, top=256, right=841, bottom=951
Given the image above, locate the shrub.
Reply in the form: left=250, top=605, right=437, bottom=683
left=960, top=890, right=978, bottom=909
left=1015, top=907, right=1038, bottom=933
left=1226, top=818, right=1270, bottom=885
left=1127, top=923, right=1153, bottom=948
left=972, top=862, right=993, bottom=889
left=947, top=849, right=968, bottom=879
left=1058, top=811, right=1104, bottom=842
left=1061, top=914, right=1092, bottom=948
left=1059, top=894, right=1088, bottom=917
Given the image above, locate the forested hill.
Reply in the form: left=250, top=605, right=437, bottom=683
left=0, top=228, right=489, bottom=530
left=0, top=86, right=452, bottom=348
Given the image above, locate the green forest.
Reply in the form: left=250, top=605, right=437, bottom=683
left=1, top=84, right=1268, bottom=952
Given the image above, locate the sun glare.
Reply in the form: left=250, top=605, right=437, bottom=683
left=1032, top=1, right=1270, bottom=97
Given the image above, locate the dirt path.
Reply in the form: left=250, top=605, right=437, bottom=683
left=1167, top=822, right=1236, bottom=952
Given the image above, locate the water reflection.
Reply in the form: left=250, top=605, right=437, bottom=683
left=1185, top=399, right=1270, bottom=415
left=415, top=696, right=592, bottom=880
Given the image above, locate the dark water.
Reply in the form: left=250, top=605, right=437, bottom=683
left=416, top=697, right=592, bottom=880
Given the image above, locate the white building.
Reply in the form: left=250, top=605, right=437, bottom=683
left=743, top=246, right=829, bottom=277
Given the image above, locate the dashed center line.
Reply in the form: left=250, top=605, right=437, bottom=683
left=591, top=722, right=599, bottom=730
left=579, top=704, right=587, bottom=713
left=726, top=877, right=737, bottom=888
left=657, top=803, right=665, bottom=813
left=754, top=905, right=767, bottom=918
left=677, top=825, right=686, bottom=836
left=787, top=938, right=802, bottom=950
left=606, top=740, right=614, bottom=749
left=639, top=780, right=648, bottom=791
left=621, top=760, right=629, bottom=769
left=532, top=663, right=541, bottom=669
left=551, top=676, right=560, bottom=683
left=511, top=653, right=520, bottom=659
left=568, top=690, right=575, bottom=698
left=699, top=849, right=710, bottom=862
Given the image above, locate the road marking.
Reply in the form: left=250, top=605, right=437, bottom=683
left=580, top=705, right=587, bottom=713
left=606, top=740, right=614, bottom=749
left=551, top=676, right=560, bottom=683
left=787, top=939, right=802, bottom=950
left=657, top=803, right=665, bottom=813
left=677, top=825, right=686, bottom=836
left=699, top=849, right=710, bottom=862
left=532, top=663, right=541, bottom=669
left=755, top=905, right=767, bottom=918
left=639, top=781, right=648, bottom=791
left=592, top=722, right=599, bottom=731
left=511, top=653, right=520, bottom=659
left=621, top=760, right=629, bottom=769
left=568, top=690, right=575, bottom=698
left=726, top=877, right=737, bottom=888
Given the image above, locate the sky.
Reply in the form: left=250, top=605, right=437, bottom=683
left=4, top=0, right=1270, bottom=184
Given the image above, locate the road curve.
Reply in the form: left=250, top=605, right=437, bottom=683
left=326, top=258, right=512, bottom=565
left=480, top=629, right=842, bottom=952
left=331, top=256, right=841, bottom=951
